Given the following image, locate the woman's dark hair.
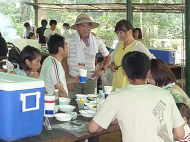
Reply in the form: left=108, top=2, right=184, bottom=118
left=176, top=103, right=190, bottom=121
left=134, top=28, right=142, bottom=39
left=49, top=20, right=57, bottom=26
left=19, top=46, right=41, bottom=71
left=27, top=32, right=35, bottom=39
left=41, top=19, right=47, bottom=27
left=115, top=20, right=134, bottom=33
left=24, top=22, right=30, bottom=27
left=48, top=34, right=65, bottom=54
left=150, top=59, right=176, bottom=87
left=122, top=51, right=150, bottom=80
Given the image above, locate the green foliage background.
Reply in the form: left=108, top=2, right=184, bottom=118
left=0, top=0, right=184, bottom=49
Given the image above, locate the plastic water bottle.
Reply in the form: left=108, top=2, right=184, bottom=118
left=54, top=89, right=59, bottom=105
left=96, top=90, right=105, bottom=112
left=78, top=98, right=84, bottom=110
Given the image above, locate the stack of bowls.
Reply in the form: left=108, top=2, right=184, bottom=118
left=75, top=94, right=88, bottom=103
left=59, top=97, right=71, bottom=105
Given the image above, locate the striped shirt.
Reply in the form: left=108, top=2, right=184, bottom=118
left=40, top=56, right=68, bottom=95
left=66, top=33, right=109, bottom=79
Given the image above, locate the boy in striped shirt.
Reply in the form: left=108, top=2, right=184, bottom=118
left=40, top=34, right=79, bottom=97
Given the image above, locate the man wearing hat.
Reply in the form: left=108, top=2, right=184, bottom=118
left=62, top=14, right=111, bottom=98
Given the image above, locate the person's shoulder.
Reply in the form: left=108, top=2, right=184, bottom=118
left=65, top=33, right=75, bottom=43
left=41, top=56, right=55, bottom=70
left=10, top=71, right=17, bottom=75
left=42, top=56, right=54, bottom=65
left=148, top=85, right=173, bottom=98
left=37, top=27, right=43, bottom=30
left=132, top=40, right=143, bottom=46
left=56, top=28, right=61, bottom=32
left=45, top=28, right=51, bottom=32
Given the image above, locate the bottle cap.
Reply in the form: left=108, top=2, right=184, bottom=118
left=54, top=89, right=59, bottom=93
left=99, top=90, right=103, bottom=93
left=79, top=98, right=84, bottom=104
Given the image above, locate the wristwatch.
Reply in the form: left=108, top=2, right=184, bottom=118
left=101, top=67, right=105, bottom=72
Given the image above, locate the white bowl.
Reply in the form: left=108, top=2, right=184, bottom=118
left=75, top=98, right=89, bottom=103
left=59, top=98, right=71, bottom=105
left=54, top=113, right=72, bottom=121
left=58, top=105, right=76, bottom=112
left=89, top=101, right=96, bottom=104
left=86, top=104, right=97, bottom=111
left=87, top=94, right=98, bottom=101
left=66, top=112, right=77, bottom=120
left=79, top=110, right=96, bottom=118
left=75, top=94, right=88, bottom=99
left=59, top=97, right=71, bottom=101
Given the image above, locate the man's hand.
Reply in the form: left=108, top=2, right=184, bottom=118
left=68, top=84, right=74, bottom=91
left=59, top=91, right=68, bottom=98
left=91, top=69, right=104, bottom=78
left=111, top=64, right=118, bottom=72
left=74, top=75, right=80, bottom=83
left=31, top=72, right=40, bottom=79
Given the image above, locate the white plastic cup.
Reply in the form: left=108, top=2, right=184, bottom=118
left=104, top=86, right=113, bottom=98
left=44, top=95, right=55, bottom=117
left=79, top=69, right=87, bottom=83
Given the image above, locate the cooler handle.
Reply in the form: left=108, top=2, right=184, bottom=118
left=20, top=91, right=41, bottom=112
left=171, top=52, right=175, bottom=57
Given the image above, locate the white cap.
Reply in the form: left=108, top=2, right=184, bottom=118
left=54, top=89, right=59, bottom=93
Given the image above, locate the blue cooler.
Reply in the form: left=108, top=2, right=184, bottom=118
left=149, top=48, right=176, bottom=65
left=0, top=72, right=45, bottom=141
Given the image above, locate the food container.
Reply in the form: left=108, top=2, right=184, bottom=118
left=149, top=48, right=176, bottom=65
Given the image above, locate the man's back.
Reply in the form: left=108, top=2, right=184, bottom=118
left=36, top=27, right=47, bottom=44
left=93, top=84, right=184, bottom=142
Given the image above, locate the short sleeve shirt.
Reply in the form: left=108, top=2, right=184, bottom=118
left=66, top=33, right=109, bottom=78
left=93, top=84, right=184, bottom=142
left=40, top=56, right=68, bottom=95
left=44, top=28, right=62, bottom=38
left=36, top=27, right=47, bottom=44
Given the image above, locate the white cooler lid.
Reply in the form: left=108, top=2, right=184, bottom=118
left=0, top=72, right=44, bottom=91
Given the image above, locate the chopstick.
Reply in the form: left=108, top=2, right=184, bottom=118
left=114, top=65, right=122, bottom=70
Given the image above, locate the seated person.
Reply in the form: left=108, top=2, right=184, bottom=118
left=0, top=32, right=8, bottom=56
left=27, top=32, right=35, bottom=39
left=89, top=51, right=185, bottom=142
left=175, top=103, right=190, bottom=142
left=148, top=59, right=190, bottom=108
left=40, top=34, right=79, bottom=98
left=10, top=45, right=41, bottom=79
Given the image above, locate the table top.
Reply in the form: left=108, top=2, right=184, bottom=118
left=0, top=99, right=120, bottom=142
